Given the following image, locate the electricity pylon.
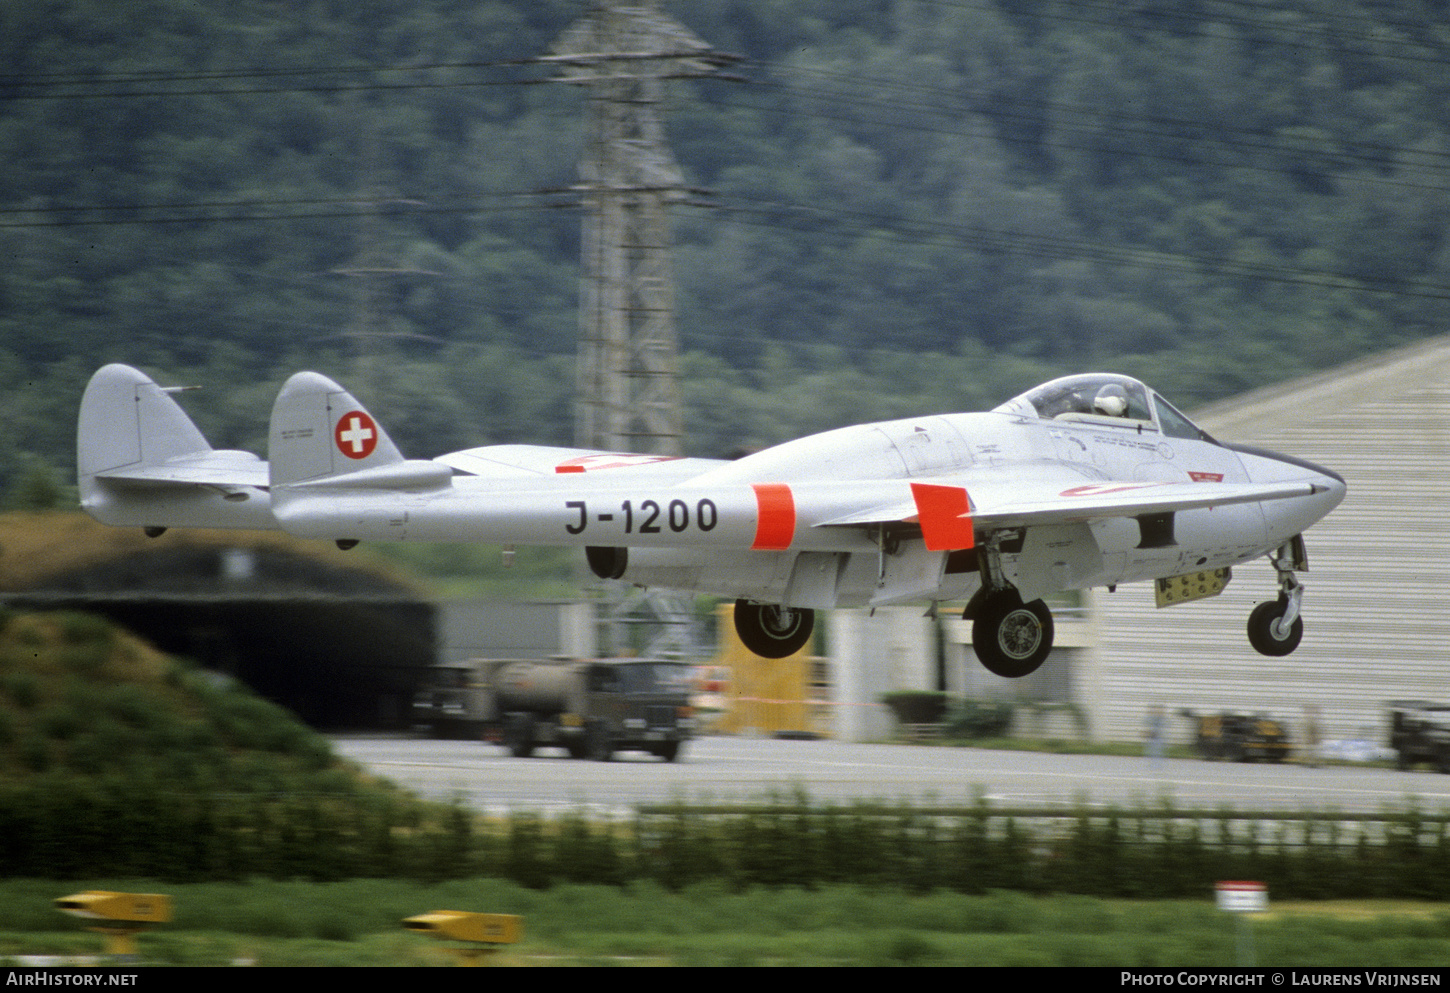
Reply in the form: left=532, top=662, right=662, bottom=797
left=546, top=1, right=736, bottom=456
left=543, top=2, right=737, bottom=656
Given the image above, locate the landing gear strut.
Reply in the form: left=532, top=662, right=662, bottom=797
left=734, top=600, right=815, bottom=658
left=1247, top=540, right=1305, bottom=656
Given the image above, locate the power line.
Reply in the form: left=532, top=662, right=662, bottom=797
left=5, top=18, right=1445, bottom=190
left=4, top=1, right=1448, bottom=100
left=0, top=193, right=567, bottom=229
left=6, top=184, right=1447, bottom=306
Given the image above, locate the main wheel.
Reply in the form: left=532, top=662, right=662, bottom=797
left=734, top=600, right=815, bottom=658
left=1247, top=597, right=1303, bottom=656
left=972, top=592, right=1054, bottom=678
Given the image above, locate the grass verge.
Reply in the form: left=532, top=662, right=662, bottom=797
left=6, top=879, right=1450, bottom=967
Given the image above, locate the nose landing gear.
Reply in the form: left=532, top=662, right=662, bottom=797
left=1247, top=539, right=1306, bottom=656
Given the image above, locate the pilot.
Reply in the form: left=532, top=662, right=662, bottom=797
left=1094, top=383, right=1129, bottom=417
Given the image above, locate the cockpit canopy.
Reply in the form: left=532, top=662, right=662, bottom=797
left=994, top=374, right=1216, bottom=443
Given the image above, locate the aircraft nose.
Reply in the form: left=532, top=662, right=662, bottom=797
left=1230, top=443, right=1346, bottom=532
left=1231, top=443, right=1343, bottom=488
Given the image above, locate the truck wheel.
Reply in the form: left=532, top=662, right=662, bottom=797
left=586, top=723, right=614, bottom=762
left=656, top=740, right=681, bottom=763
left=504, top=714, right=535, bottom=758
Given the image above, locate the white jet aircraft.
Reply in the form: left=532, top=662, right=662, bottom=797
left=77, top=364, right=1344, bottom=677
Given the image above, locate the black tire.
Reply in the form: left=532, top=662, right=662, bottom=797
left=586, top=722, right=614, bottom=762
left=1247, top=597, right=1304, bottom=656
left=503, top=714, right=535, bottom=758
left=972, top=592, right=1054, bottom=678
left=734, top=600, right=815, bottom=658
left=656, top=740, right=681, bottom=763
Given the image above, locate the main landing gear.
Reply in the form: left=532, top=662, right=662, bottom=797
left=971, top=589, right=1055, bottom=678
left=1246, top=540, right=1306, bottom=656
left=734, top=599, right=815, bottom=658
left=967, top=534, right=1055, bottom=679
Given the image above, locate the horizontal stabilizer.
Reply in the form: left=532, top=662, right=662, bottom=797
left=284, top=459, right=454, bottom=491
left=93, top=449, right=268, bottom=488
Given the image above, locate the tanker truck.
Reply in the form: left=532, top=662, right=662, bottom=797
left=413, top=658, right=694, bottom=762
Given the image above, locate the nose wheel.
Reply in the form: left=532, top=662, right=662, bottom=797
left=1247, top=541, right=1306, bottom=656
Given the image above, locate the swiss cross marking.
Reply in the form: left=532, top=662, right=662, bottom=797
left=335, top=411, right=378, bottom=459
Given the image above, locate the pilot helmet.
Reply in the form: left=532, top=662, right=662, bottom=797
left=1093, top=383, right=1129, bottom=417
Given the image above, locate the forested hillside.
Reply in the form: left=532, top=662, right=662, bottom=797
left=4, top=0, right=1448, bottom=495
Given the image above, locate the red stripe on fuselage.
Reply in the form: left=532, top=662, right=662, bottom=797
left=752, top=483, right=796, bottom=550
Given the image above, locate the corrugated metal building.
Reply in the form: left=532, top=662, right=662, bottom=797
left=1090, top=336, right=1450, bottom=746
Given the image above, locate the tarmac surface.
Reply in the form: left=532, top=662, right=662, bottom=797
left=330, top=734, right=1450, bottom=816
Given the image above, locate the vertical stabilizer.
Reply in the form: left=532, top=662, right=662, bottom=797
left=268, top=372, right=450, bottom=491
left=78, top=364, right=211, bottom=479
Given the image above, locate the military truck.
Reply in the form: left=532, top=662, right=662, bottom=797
left=1185, top=710, right=1292, bottom=762
left=1387, top=701, right=1450, bottom=773
left=411, top=662, right=484, bottom=740
left=413, top=658, right=694, bottom=761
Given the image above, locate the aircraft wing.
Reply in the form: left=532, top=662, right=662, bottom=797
left=816, top=477, right=1327, bottom=551
left=966, top=479, right=1327, bottom=529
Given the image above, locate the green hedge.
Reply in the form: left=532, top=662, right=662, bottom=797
left=0, top=773, right=474, bottom=883
left=9, top=783, right=1450, bottom=900
left=632, top=798, right=1450, bottom=900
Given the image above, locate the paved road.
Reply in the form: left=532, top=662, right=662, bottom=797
left=331, top=734, right=1450, bottom=816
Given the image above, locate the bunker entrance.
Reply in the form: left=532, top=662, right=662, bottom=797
left=3, top=535, right=435, bottom=729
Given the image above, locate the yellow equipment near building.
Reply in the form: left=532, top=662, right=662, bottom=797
left=709, top=604, right=831, bottom=738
